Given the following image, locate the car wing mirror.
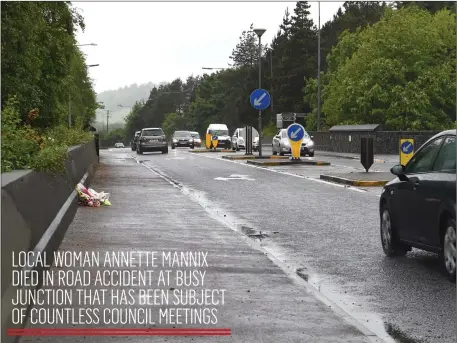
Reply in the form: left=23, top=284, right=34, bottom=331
left=311, top=136, right=314, bottom=139
left=390, top=164, right=408, bottom=181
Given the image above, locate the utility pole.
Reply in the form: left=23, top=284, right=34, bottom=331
left=317, top=1, right=322, bottom=131
left=106, top=110, right=110, bottom=133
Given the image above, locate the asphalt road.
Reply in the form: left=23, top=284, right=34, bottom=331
left=20, top=150, right=375, bottom=343
left=122, top=146, right=455, bottom=343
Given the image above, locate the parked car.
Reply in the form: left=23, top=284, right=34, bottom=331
left=114, top=142, right=125, bottom=148
left=379, top=129, right=456, bottom=281
left=271, top=128, right=315, bottom=157
left=172, top=131, right=194, bottom=149
left=206, top=124, right=231, bottom=149
left=136, top=127, right=168, bottom=154
left=231, top=127, right=259, bottom=151
left=131, top=131, right=141, bottom=151
left=190, top=131, right=202, bottom=147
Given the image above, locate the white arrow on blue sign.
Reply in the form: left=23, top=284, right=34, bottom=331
left=400, top=141, right=414, bottom=154
left=250, top=89, right=271, bottom=111
left=287, top=123, right=305, bottom=142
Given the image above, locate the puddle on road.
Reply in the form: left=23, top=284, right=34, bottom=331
left=139, top=161, right=403, bottom=343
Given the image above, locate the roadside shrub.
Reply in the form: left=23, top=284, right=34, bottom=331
left=1, top=97, right=41, bottom=172
left=31, top=145, right=69, bottom=174
left=1, top=96, right=94, bottom=174
left=262, top=122, right=278, bottom=137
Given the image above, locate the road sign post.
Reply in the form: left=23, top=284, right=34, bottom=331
left=400, top=139, right=414, bottom=165
left=250, top=89, right=271, bottom=157
left=211, top=135, right=219, bottom=150
left=245, top=126, right=253, bottom=155
left=286, top=123, right=305, bottom=160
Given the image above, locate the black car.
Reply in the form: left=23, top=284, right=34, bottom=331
left=131, top=131, right=141, bottom=151
left=136, top=127, right=168, bottom=154
left=171, top=131, right=194, bottom=149
left=379, top=129, right=456, bottom=281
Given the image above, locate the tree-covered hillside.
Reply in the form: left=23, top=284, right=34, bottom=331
left=94, top=82, right=159, bottom=128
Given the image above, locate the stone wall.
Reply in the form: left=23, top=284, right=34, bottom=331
left=306, top=131, right=441, bottom=154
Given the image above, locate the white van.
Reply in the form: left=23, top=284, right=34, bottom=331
left=206, top=124, right=231, bottom=149
left=231, top=127, right=259, bottom=151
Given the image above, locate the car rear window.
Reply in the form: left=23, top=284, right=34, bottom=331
left=175, top=131, right=191, bottom=137
left=142, top=129, right=164, bottom=136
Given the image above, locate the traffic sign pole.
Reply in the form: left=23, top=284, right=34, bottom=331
left=259, top=110, right=262, bottom=156
left=286, top=123, right=306, bottom=160
left=249, top=89, right=271, bottom=157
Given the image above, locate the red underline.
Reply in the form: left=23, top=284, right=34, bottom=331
left=7, top=328, right=231, bottom=336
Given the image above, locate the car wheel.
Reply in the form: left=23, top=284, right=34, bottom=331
left=190, top=145, right=194, bottom=149
left=272, top=145, right=277, bottom=155
left=442, top=218, right=456, bottom=282
left=279, top=145, right=285, bottom=156
left=309, top=152, right=314, bottom=157
left=162, top=148, right=168, bottom=154
left=380, top=206, right=409, bottom=257
left=171, top=145, right=175, bottom=149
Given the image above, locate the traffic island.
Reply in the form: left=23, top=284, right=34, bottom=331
left=189, top=148, right=236, bottom=153
left=320, top=171, right=394, bottom=187
left=222, top=155, right=289, bottom=160
left=247, top=158, right=331, bottom=166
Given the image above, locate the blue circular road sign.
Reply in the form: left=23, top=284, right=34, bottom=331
left=212, top=135, right=218, bottom=141
left=287, top=123, right=305, bottom=142
left=250, top=89, right=271, bottom=111
left=400, top=141, right=414, bottom=154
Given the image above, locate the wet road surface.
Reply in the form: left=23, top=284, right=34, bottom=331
left=124, top=147, right=456, bottom=343
left=19, top=151, right=376, bottom=343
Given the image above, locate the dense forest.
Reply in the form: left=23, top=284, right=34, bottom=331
left=1, top=2, right=98, bottom=172
left=119, top=1, right=455, bottom=144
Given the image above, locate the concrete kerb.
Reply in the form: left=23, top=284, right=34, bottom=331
left=320, top=174, right=389, bottom=187
left=189, top=149, right=236, bottom=153
left=247, top=159, right=331, bottom=167
left=221, top=155, right=289, bottom=160
left=316, top=152, right=387, bottom=163
left=1, top=141, right=98, bottom=343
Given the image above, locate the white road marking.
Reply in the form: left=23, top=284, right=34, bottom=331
left=194, top=153, right=380, bottom=195
left=215, top=174, right=255, bottom=181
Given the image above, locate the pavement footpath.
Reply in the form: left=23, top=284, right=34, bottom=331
left=17, top=152, right=376, bottom=343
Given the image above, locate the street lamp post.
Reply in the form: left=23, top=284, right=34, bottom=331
left=317, top=2, right=321, bottom=131
left=253, top=28, right=266, bottom=157
left=68, top=63, right=99, bottom=127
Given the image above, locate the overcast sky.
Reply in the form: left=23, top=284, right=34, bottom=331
left=75, top=1, right=344, bottom=93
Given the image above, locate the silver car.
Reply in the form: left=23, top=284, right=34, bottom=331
left=190, top=131, right=202, bottom=147
left=136, top=127, right=168, bottom=154
left=272, top=128, right=315, bottom=157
